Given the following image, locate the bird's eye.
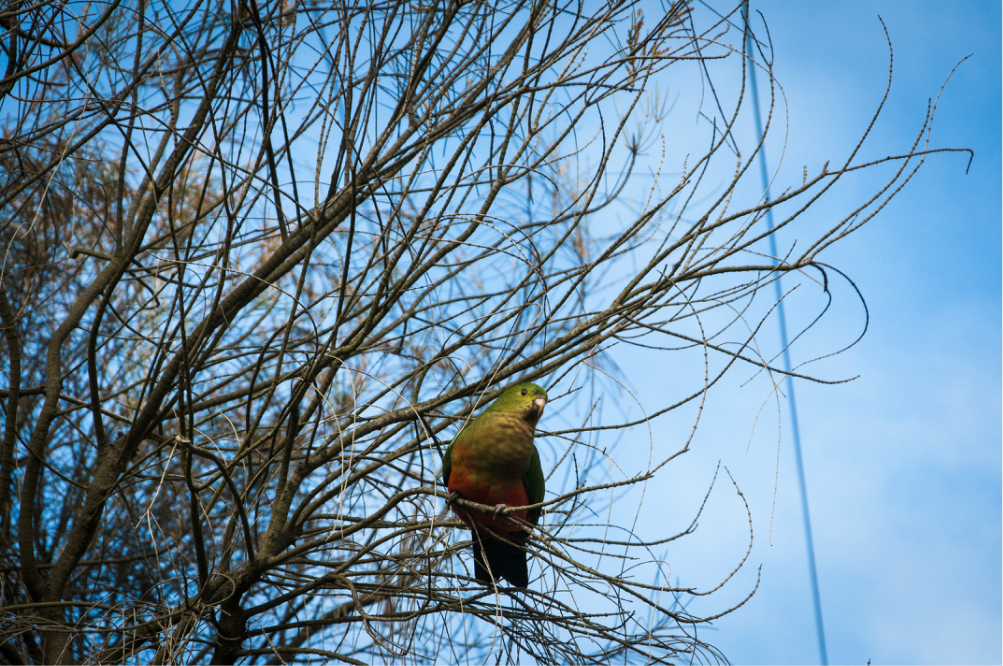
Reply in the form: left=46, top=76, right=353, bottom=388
left=520, top=389, right=527, bottom=396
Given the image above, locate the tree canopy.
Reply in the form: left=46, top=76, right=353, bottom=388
left=0, top=0, right=961, bottom=662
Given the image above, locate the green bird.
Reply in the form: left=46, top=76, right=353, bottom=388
left=441, top=382, right=548, bottom=588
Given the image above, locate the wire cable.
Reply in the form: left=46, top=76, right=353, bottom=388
left=745, top=17, right=829, bottom=665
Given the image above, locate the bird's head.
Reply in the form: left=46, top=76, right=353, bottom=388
left=484, top=382, right=548, bottom=428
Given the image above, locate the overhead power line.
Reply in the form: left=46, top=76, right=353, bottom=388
left=745, top=17, right=830, bottom=666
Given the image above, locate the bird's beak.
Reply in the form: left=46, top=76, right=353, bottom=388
left=534, top=396, right=547, bottom=414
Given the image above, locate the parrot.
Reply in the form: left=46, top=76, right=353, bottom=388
left=440, top=382, right=548, bottom=588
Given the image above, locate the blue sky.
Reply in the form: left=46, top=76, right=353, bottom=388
left=608, top=1, right=1001, bottom=663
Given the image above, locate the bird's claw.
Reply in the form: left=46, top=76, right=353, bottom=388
left=492, top=503, right=509, bottom=520
left=446, top=491, right=460, bottom=507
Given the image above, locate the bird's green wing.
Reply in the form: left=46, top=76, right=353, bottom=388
left=523, top=445, right=545, bottom=523
left=440, top=438, right=455, bottom=485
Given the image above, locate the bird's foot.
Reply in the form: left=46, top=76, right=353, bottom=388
left=446, top=491, right=460, bottom=507
left=492, top=503, right=510, bottom=520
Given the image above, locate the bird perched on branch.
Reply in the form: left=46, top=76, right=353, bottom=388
left=441, top=382, right=547, bottom=588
